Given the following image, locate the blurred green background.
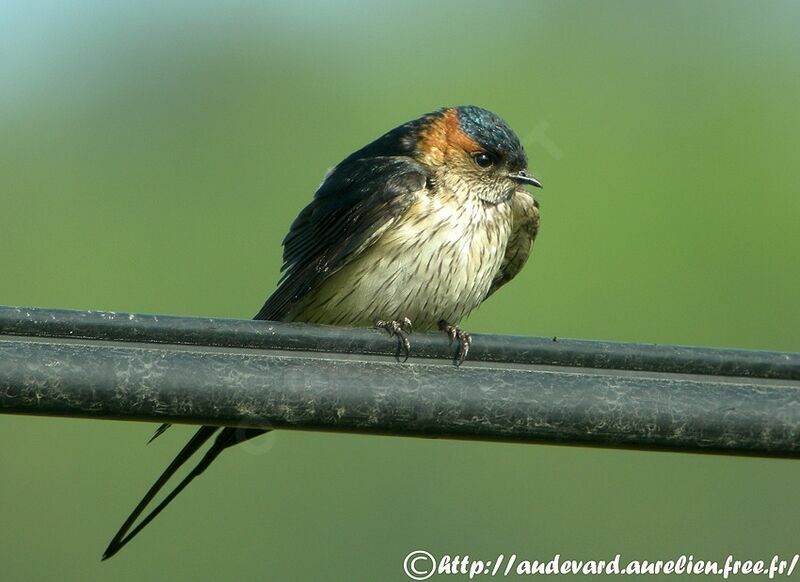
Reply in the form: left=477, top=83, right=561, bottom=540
left=2, top=1, right=799, bottom=580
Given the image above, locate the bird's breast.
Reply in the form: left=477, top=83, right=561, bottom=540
left=289, top=190, right=513, bottom=330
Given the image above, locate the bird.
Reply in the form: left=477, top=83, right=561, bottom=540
left=102, top=105, right=542, bottom=560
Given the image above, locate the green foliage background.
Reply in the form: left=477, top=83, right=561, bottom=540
left=1, top=1, right=799, bottom=580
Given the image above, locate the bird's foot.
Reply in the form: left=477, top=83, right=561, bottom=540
left=375, top=317, right=413, bottom=362
left=438, top=320, right=471, bottom=365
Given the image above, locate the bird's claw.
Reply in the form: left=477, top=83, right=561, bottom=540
left=438, top=320, right=471, bottom=365
left=375, top=317, right=413, bottom=362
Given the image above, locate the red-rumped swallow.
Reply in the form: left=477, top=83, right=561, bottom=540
left=103, top=105, right=542, bottom=559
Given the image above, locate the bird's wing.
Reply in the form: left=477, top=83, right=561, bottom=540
left=146, top=422, right=171, bottom=444
left=486, top=191, right=540, bottom=298
left=103, top=156, right=426, bottom=560
left=255, top=156, right=428, bottom=321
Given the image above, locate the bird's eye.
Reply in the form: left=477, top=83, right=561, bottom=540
left=473, top=152, right=495, bottom=169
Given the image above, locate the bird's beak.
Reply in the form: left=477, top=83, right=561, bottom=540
left=508, top=170, right=542, bottom=188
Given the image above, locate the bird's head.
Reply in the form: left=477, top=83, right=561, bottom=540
left=412, top=106, right=542, bottom=205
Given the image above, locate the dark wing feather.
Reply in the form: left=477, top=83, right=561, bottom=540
left=255, top=156, right=428, bottom=321
left=486, top=191, right=540, bottom=298
left=104, top=149, right=429, bottom=560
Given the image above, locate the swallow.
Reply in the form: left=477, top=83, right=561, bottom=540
left=102, top=105, right=542, bottom=559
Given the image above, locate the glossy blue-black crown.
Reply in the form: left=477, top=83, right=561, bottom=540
left=455, top=105, right=527, bottom=171
left=337, top=106, right=528, bottom=172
